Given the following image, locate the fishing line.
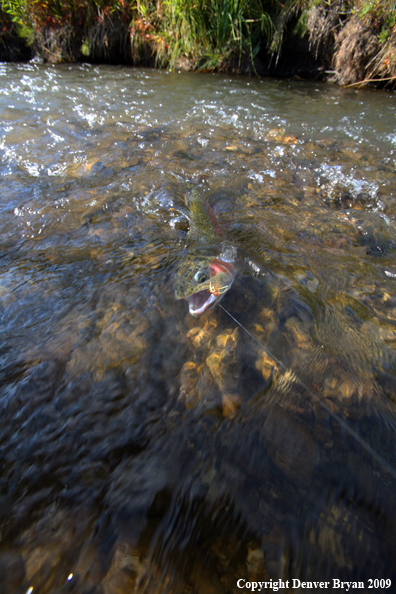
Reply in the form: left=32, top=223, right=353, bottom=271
left=219, top=303, right=396, bottom=481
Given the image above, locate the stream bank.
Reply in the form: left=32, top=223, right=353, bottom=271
left=1, top=1, right=395, bottom=88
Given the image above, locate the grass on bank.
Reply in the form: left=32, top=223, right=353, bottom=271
left=0, top=0, right=277, bottom=69
left=0, top=0, right=395, bottom=86
left=154, top=0, right=275, bottom=70
left=271, top=0, right=396, bottom=86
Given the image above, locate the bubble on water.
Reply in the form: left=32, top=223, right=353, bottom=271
left=316, top=162, right=379, bottom=202
left=23, top=162, right=41, bottom=176
left=386, top=133, right=396, bottom=146
left=197, top=136, right=209, bottom=147
left=248, top=170, right=276, bottom=183
left=248, top=172, right=264, bottom=183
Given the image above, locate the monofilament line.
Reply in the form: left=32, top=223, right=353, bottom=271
left=219, top=304, right=396, bottom=481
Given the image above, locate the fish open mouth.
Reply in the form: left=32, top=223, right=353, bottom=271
left=186, top=290, right=217, bottom=317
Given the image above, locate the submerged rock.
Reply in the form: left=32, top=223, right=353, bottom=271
left=262, top=403, right=317, bottom=489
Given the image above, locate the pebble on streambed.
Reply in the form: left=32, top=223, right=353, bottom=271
left=178, top=325, right=242, bottom=417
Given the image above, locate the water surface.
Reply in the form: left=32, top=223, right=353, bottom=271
left=1, top=62, right=396, bottom=593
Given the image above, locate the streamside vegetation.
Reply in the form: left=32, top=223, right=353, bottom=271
left=273, top=0, right=396, bottom=87
left=0, top=0, right=395, bottom=87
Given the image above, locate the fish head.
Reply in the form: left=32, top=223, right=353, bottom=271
left=175, top=256, right=236, bottom=317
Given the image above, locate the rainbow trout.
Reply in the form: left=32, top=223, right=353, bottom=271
left=174, top=190, right=236, bottom=317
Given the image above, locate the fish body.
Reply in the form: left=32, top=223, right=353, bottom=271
left=174, top=191, right=236, bottom=316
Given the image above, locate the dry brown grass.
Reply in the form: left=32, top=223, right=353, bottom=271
left=333, top=18, right=380, bottom=85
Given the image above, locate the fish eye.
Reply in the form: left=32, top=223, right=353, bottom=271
left=194, top=270, right=208, bottom=283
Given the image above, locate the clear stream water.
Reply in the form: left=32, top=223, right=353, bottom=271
left=1, top=61, right=396, bottom=593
